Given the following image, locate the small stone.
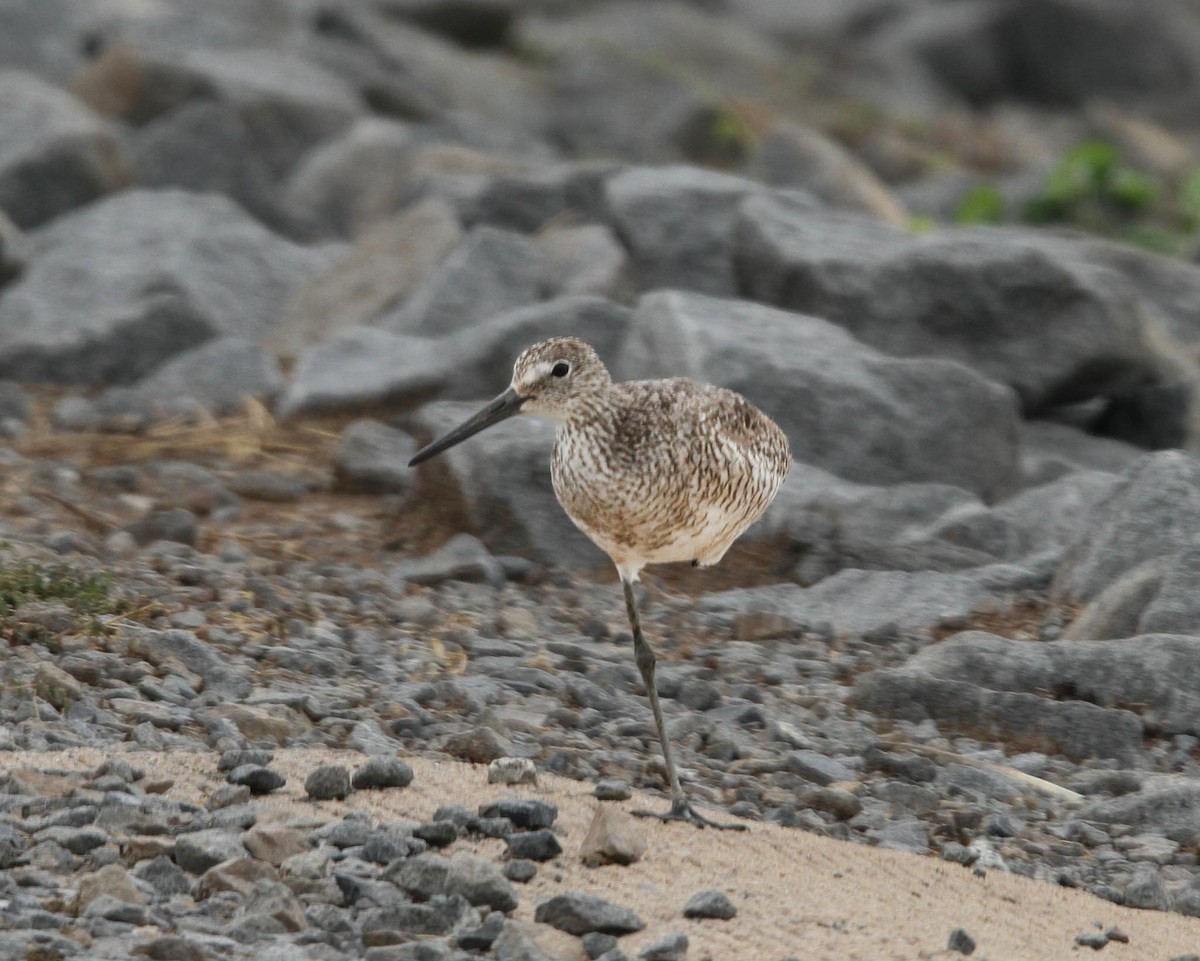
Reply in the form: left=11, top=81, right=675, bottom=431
left=218, top=749, right=274, bottom=771
left=304, top=765, right=351, bottom=800
left=74, top=863, right=143, bottom=915
left=583, top=932, right=620, bottom=960
left=174, top=830, right=250, bottom=874
left=446, top=853, right=519, bottom=912
left=207, top=783, right=252, bottom=810
left=227, top=765, right=286, bottom=796
left=444, top=725, right=513, bottom=763
left=505, top=829, right=562, bottom=862
left=488, top=756, right=538, bottom=786
left=1105, top=927, right=1130, bottom=944
left=390, top=854, right=450, bottom=901
left=139, top=935, right=213, bottom=961
left=243, top=824, right=308, bottom=866
left=198, top=858, right=279, bottom=899
left=414, top=820, right=460, bottom=847
left=948, top=927, right=976, bottom=955
left=682, top=889, right=736, bottom=920
left=503, top=859, right=538, bottom=883
left=638, top=931, right=688, bottom=961
left=352, top=756, right=414, bottom=789
left=534, top=892, right=645, bottom=935
left=478, top=799, right=558, bottom=830
left=457, top=909, right=505, bottom=950
left=1075, top=931, right=1109, bottom=950
left=593, top=779, right=632, bottom=801
left=580, top=807, right=646, bottom=867
left=133, top=855, right=192, bottom=896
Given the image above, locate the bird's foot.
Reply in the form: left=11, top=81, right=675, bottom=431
left=632, top=797, right=746, bottom=831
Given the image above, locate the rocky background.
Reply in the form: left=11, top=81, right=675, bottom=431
left=4, top=0, right=1200, bottom=959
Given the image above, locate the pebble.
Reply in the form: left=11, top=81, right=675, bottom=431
left=637, top=931, right=688, bottom=961
left=304, top=765, right=352, bottom=800
left=580, top=807, right=646, bottom=867
left=227, top=765, right=286, bottom=796
left=534, top=892, right=645, bottom=935
left=478, top=800, right=558, bottom=830
left=352, top=757, right=415, bottom=790
left=948, top=927, right=976, bottom=955
left=505, top=829, right=562, bottom=862
left=682, top=889, right=737, bottom=920
left=593, top=779, right=633, bottom=801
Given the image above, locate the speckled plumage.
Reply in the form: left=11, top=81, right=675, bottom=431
left=515, top=340, right=791, bottom=579
left=410, top=335, right=791, bottom=828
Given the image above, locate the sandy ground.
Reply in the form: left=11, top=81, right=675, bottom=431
left=9, top=747, right=1200, bottom=961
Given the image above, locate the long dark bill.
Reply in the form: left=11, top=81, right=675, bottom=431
left=408, top=387, right=526, bottom=466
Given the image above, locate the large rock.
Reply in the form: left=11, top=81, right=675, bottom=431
left=854, top=667, right=1144, bottom=764
left=279, top=296, right=630, bottom=419
left=0, top=190, right=339, bottom=384
left=745, top=119, right=907, bottom=226
left=1052, top=451, right=1200, bottom=604
left=735, top=198, right=1164, bottom=413
left=603, top=165, right=774, bottom=297
left=282, top=118, right=426, bottom=238
left=269, top=197, right=462, bottom=357
left=136, top=337, right=284, bottom=414
left=875, top=630, right=1200, bottom=738
left=404, top=400, right=600, bottom=569
left=380, top=226, right=548, bottom=337
left=759, top=464, right=1012, bottom=582
left=0, top=70, right=129, bottom=228
left=131, top=100, right=292, bottom=236
left=276, top=328, right=442, bottom=420
left=1081, top=778, right=1200, bottom=844
left=516, top=2, right=796, bottom=164
left=75, top=44, right=362, bottom=176
left=617, top=290, right=1021, bottom=499
left=1137, top=540, right=1200, bottom=636
left=697, top=561, right=1049, bottom=640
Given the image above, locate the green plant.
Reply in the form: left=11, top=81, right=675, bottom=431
left=955, top=185, right=1005, bottom=225
left=1025, top=140, right=1158, bottom=224
left=0, top=560, right=116, bottom=616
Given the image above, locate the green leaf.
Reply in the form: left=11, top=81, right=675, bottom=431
left=1106, top=167, right=1158, bottom=211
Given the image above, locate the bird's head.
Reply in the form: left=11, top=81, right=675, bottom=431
left=408, top=337, right=611, bottom=466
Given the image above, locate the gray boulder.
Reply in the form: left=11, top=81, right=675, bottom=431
left=0, top=70, right=130, bottom=229
left=991, top=470, right=1121, bottom=560
left=1018, top=420, right=1142, bottom=487
left=276, top=328, right=444, bottom=420
left=735, top=199, right=1163, bottom=413
left=269, top=197, right=462, bottom=357
left=380, top=226, right=548, bottom=337
left=458, top=162, right=613, bottom=234
left=1052, top=451, right=1200, bottom=604
left=618, top=289, right=1021, bottom=500
left=603, top=165, right=776, bottom=297
left=697, top=560, right=1048, bottom=639
left=131, top=100, right=291, bottom=237
left=136, top=337, right=284, bottom=414
left=0, top=189, right=339, bottom=384
left=76, top=44, right=362, bottom=177
left=534, top=892, right=644, bottom=936
left=404, top=401, right=600, bottom=569
left=1138, top=540, right=1200, bottom=636
left=854, top=668, right=1144, bottom=764
left=1082, top=778, right=1200, bottom=845
left=878, top=630, right=1200, bottom=738
left=534, top=223, right=630, bottom=300
left=334, top=420, right=419, bottom=495
left=283, top=118, right=425, bottom=238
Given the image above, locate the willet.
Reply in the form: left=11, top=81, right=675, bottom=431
left=409, top=337, right=791, bottom=828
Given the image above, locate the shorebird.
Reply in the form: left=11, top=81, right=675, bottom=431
left=409, top=337, right=791, bottom=828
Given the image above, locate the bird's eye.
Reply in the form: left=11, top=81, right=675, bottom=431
left=551, top=362, right=570, bottom=378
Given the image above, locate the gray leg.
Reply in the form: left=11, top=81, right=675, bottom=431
left=621, top=578, right=745, bottom=831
